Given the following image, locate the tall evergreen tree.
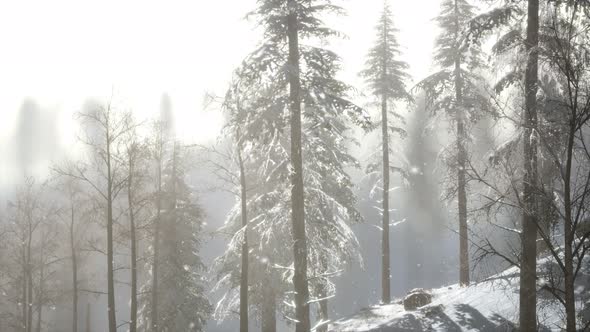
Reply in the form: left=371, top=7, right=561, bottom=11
left=139, top=141, right=212, bottom=332
left=138, top=98, right=211, bottom=332
left=361, top=0, right=411, bottom=303
left=416, top=0, right=490, bottom=286
left=240, top=1, right=370, bottom=330
left=214, top=1, right=368, bottom=322
left=149, top=96, right=174, bottom=332
left=158, top=142, right=212, bottom=331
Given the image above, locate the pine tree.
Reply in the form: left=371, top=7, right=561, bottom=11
left=139, top=142, right=212, bottom=332
left=212, top=138, right=290, bottom=332
left=213, top=6, right=368, bottom=322
left=139, top=100, right=211, bottom=332
left=416, top=0, right=490, bottom=286
left=224, top=1, right=371, bottom=330
left=214, top=94, right=363, bottom=331
left=149, top=97, right=173, bottom=332
left=156, top=142, right=212, bottom=331
left=361, top=0, right=411, bottom=304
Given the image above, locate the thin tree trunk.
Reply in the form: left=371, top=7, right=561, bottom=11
left=317, top=254, right=329, bottom=332
left=453, top=0, right=469, bottom=286
left=86, top=303, right=91, bottom=332
left=127, top=155, right=138, bottom=332
left=381, top=93, right=392, bottom=301
left=36, top=265, right=43, bottom=332
left=455, top=71, right=469, bottom=287
left=71, top=204, right=78, bottom=332
left=238, top=147, right=249, bottom=332
left=537, top=188, right=553, bottom=256
left=519, top=0, right=539, bottom=330
left=36, top=304, right=41, bottom=332
left=380, top=11, right=391, bottom=303
left=286, top=1, right=310, bottom=331
left=106, top=131, right=117, bottom=332
left=563, top=124, right=576, bottom=331
left=22, top=241, right=27, bottom=332
left=152, top=155, right=162, bottom=332
left=27, top=267, right=33, bottom=332
left=27, top=225, right=33, bottom=332
left=318, top=297, right=328, bottom=332
left=261, top=287, right=276, bottom=332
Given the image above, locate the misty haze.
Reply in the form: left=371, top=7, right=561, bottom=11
left=1, top=0, right=590, bottom=331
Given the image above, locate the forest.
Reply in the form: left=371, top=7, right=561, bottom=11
left=1, top=0, right=590, bottom=331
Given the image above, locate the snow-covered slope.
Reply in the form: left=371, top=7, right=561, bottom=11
left=329, top=257, right=589, bottom=331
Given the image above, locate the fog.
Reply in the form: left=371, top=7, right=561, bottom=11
left=2, top=0, right=589, bottom=331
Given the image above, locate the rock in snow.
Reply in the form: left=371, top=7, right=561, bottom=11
left=403, top=288, right=432, bottom=311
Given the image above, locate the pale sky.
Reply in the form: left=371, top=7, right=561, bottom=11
left=0, top=0, right=442, bottom=187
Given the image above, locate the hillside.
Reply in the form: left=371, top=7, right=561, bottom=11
left=329, top=255, right=590, bottom=331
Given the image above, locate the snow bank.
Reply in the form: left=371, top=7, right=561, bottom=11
left=330, top=260, right=588, bottom=331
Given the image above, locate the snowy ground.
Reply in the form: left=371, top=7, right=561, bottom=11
left=329, top=256, right=589, bottom=331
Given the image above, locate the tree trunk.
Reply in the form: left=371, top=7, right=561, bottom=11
left=519, top=0, right=539, bottom=330
left=36, top=304, right=41, bottom=332
left=317, top=256, right=329, bottom=332
left=238, top=147, right=249, bottom=332
left=317, top=285, right=330, bottom=332
left=22, top=241, right=27, bottom=332
left=86, top=303, right=91, bottom=332
left=106, top=133, right=117, bottom=332
left=453, top=0, right=470, bottom=287
left=380, top=12, right=391, bottom=303
left=27, top=264, right=33, bottom=332
left=261, top=287, right=276, bottom=332
left=318, top=297, right=328, bottom=332
left=286, top=1, right=310, bottom=331
left=537, top=187, right=553, bottom=256
left=71, top=204, right=78, bottom=332
left=27, top=226, right=33, bottom=332
left=152, top=156, right=162, bottom=332
left=36, top=264, right=43, bottom=332
left=127, top=156, right=138, bottom=332
left=563, top=124, right=576, bottom=331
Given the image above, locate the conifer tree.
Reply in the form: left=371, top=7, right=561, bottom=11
left=157, top=142, right=212, bottom=331
left=214, top=4, right=368, bottom=322
left=138, top=100, right=211, bottom=332
left=235, top=1, right=370, bottom=330
left=416, top=0, right=490, bottom=286
left=361, top=0, right=411, bottom=303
